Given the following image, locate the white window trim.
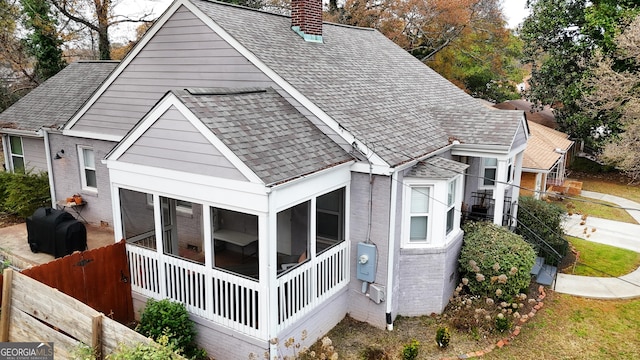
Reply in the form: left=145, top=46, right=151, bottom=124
left=402, top=183, right=433, bottom=248
left=146, top=194, right=193, bottom=215
left=8, top=136, right=24, bottom=173
left=479, top=157, right=497, bottom=189
left=78, top=146, right=97, bottom=192
left=445, top=175, right=464, bottom=241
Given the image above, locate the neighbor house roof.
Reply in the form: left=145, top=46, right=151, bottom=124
left=522, top=121, right=573, bottom=171
left=189, top=0, right=524, bottom=166
left=0, top=61, right=118, bottom=133
left=174, top=88, right=355, bottom=185
left=494, top=99, right=557, bottom=129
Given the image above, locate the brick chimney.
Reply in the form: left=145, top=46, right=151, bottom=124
left=291, top=0, right=323, bottom=43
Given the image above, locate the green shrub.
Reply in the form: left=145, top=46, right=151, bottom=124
left=107, top=335, right=183, bottom=360
left=459, top=222, right=536, bottom=300
left=516, top=196, right=567, bottom=265
left=435, top=327, right=451, bottom=348
left=401, top=339, right=419, bottom=360
left=136, top=299, right=206, bottom=360
left=0, top=170, right=50, bottom=217
left=495, top=313, right=511, bottom=332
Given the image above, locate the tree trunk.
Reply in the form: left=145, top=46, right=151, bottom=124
left=97, top=24, right=110, bottom=60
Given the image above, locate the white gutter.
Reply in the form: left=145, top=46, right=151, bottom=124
left=385, top=170, right=398, bottom=330
left=0, top=129, right=41, bottom=137
left=43, top=129, right=57, bottom=206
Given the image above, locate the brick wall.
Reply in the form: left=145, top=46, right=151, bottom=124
left=49, top=133, right=116, bottom=228
left=291, top=0, right=322, bottom=36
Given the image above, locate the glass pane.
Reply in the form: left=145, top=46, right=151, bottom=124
left=410, top=216, right=427, bottom=241
left=212, top=207, right=259, bottom=279
left=410, top=187, right=429, bottom=213
left=484, top=158, right=497, bottom=166
left=317, top=212, right=339, bottom=239
left=85, top=169, right=97, bottom=188
left=120, top=189, right=156, bottom=249
left=317, top=189, right=342, bottom=212
left=83, top=149, right=95, bottom=168
left=448, top=180, right=456, bottom=206
left=483, top=169, right=496, bottom=186
left=9, top=136, right=22, bottom=155
left=12, top=156, right=24, bottom=173
left=446, top=208, right=455, bottom=233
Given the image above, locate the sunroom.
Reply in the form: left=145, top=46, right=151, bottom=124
left=105, top=88, right=355, bottom=341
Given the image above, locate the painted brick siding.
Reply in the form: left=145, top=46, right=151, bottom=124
left=397, top=233, right=463, bottom=316
left=347, top=172, right=391, bottom=328
left=49, top=133, right=117, bottom=228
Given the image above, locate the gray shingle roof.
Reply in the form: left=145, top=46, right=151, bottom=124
left=173, top=87, right=355, bottom=185
left=189, top=0, right=524, bottom=166
left=0, top=61, right=118, bottom=132
left=407, top=157, right=469, bottom=179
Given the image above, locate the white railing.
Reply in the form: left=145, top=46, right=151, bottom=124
left=276, top=241, right=349, bottom=331
left=126, top=245, right=265, bottom=339
left=126, top=240, right=349, bottom=340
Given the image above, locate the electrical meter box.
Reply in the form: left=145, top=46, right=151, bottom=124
left=356, top=242, right=377, bottom=282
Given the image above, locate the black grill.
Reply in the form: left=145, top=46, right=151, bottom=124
left=26, top=207, right=87, bottom=258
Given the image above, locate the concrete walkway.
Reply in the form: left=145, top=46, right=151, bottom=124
left=555, top=191, right=640, bottom=299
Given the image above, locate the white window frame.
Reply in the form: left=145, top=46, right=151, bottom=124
left=8, top=136, right=25, bottom=173
left=480, top=157, right=497, bottom=188
left=146, top=194, right=193, bottom=215
left=78, top=146, right=97, bottom=192
left=446, top=178, right=457, bottom=235
left=402, top=184, right=433, bottom=248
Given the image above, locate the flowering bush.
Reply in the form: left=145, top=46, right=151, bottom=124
left=459, top=222, right=536, bottom=301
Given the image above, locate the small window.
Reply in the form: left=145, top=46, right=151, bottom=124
left=409, top=187, right=430, bottom=243
left=446, top=179, right=456, bottom=234
left=79, top=147, right=97, bottom=191
left=8, top=136, right=24, bottom=173
left=482, top=158, right=497, bottom=186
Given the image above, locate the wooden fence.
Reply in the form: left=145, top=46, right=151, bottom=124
left=0, top=240, right=134, bottom=324
left=0, top=268, right=153, bottom=359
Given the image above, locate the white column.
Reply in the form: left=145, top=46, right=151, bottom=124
left=266, top=190, right=279, bottom=355
left=511, top=151, right=524, bottom=227
left=493, top=159, right=508, bottom=225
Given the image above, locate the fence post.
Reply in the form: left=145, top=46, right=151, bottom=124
left=0, top=268, right=13, bottom=341
left=92, top=314, right=103, bottom=360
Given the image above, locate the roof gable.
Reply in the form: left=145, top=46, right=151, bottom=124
left=0, top=61, right=117, bottom=133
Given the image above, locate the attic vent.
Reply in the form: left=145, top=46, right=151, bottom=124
left=185, top=88, right=268, bottom=96
left=291, top=0, right=323, bottom=43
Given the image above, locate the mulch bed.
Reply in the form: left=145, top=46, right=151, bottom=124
left=0, top=213, right=24, bottom=228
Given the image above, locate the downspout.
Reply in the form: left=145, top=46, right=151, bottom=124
left=385, top=170, right=398, bottom=330
left=43, top=129, right=57, bottom=206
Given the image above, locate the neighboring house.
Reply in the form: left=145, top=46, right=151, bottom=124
left=494, top=100, right=574, bottom=199
left=0, top=61, right=118, bottom=180
left=495, top=99, right=558, bottom=129
left=520, top=121, right=574, bottom=199
left=40, top=0, right=527, bottom=358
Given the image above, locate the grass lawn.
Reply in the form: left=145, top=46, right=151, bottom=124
left=552, top=196, right=637, bottom=224
left=564, top=236, right=640, bottom=277
left=484, top=294, right=640, bottom=360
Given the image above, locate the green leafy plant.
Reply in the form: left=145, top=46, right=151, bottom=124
left=401, top=339, right=419, bottom=359
left=107, top=334, right=183, bottom=359
left=517, top=196, right=567, bottom=265
left=435, top=327, right=450, bottom=348
left=0, top=170, right=50, bottom=217
left=71, top=342, right=97, bottom=360
left=495, top=313, right=511, bottom=333
left=136, top=299, right=207, bottom=360
left=459, top=222, right=536, bottom=300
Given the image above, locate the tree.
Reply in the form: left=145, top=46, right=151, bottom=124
left=584, top=16, right=640, bottom=182
left=325, top=0, right=523, bottom=101
left=48, top=0, right=154, bottom=60
left=21, top=0, right=66, bottom=82
left=520, top=0, right=640, bottom=145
